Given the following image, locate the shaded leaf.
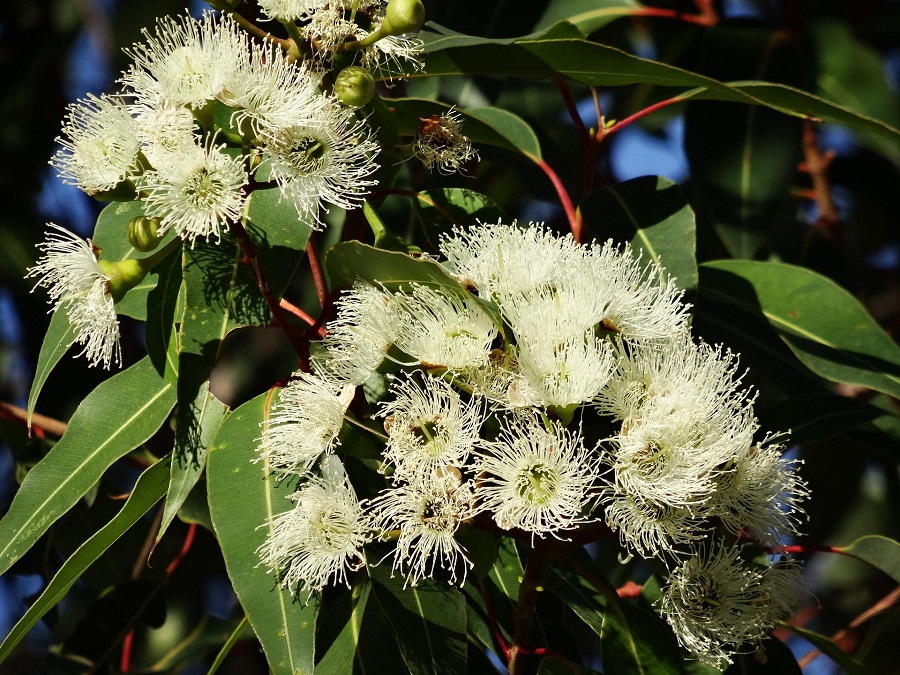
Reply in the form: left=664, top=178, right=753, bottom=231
left=207, top=392, right=318, bottom=674
left=836, top=535, right=900, bottom=585
left=466, top=107, right=542, bottom=159
left=699, top=261, right=900, bottom=399
left=780, top=624, right=870, bottom=675
left=757, top=395, right=885, bottom=445
left=0, top=457, right=171, bottom=663
left=369, top=564, right=468, bottom=675
left=537, top=655, right=604, bottom=674
left=580, top=176, right=697, bottom=291
left=535, top=0, right=644, bottom=34
left=414, top=188, right=506, bottom=248
left=0, top=357, right=175, bottom=576
left=157, top=384, right=228, bottom=543
left=315, top=580, right=371, bottom=675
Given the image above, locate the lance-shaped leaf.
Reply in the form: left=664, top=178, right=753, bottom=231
left=699, top=261, right=900, bottom=399
left=780, top=624, right=870, bottom=675
left=0, top=357, right=175, bottom=575
left=414, top=188, right=506, bottom=247
left=535, top=0, right=647, bottom=35
left=580, top=175, right=697, bottom=291
left=0, top=457, right=171, bottom=663
left=537, top=656, right=604, bottom=674
left=410, top=38, right=899, bottom=143
left=157, top=384, right=228, bottom=544
left=27, top=307, right=77, bottom=427
left=207, top=392, right=318, bottom=674
left=835, top=535, right=900, bottom=585
left=369, top=564, right=468, bottom=675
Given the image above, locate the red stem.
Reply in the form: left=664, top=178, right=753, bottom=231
left=166, top=523, right=197, bottom=576
left=555, top=78, right=591, bottom=146
left=635, top=7, right=717, bottom=26
left=306, top=237, right=328, bottom=309
left=529, top=155, right=582, bottom=243
left=777, top=544, right=843, bottom=555
left=279, top=297, right=325, bottom=336
left=479, top=580, right=510, bottom=658
left=602, top=95, right=685, bottom=140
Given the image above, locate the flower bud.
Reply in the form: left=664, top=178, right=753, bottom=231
left=381, top=0, right=425, bottom=36
left=334, top=67, right=376, bottom=108
left=127, top=215, right=163, bottom=252
left=98, top=258, right=147, bottom=302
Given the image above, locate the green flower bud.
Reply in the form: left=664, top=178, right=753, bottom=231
left=98, top=258, right=147, bottom=302
left=334, top=67, right=376, bottom=108
left=381, top=0, right=425, bottom=36
left=127, top=215, right=163, bottom=252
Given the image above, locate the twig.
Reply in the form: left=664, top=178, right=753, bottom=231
left=0, top=401, right=68, bottom=438
left=306, top=236, right=329, bottom=309
left=800, top=119, right=843, bottom=245
left=528, top=154, right=583, bottom=243
left=279, top=297, right=325, bottom=336
left=602, top=95, right=685, bottom=140
left=479, top=579, right=510, bottom=659
left=508, top=539, right=549, bottom=675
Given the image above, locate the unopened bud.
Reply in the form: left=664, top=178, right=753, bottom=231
left=127, top=215, right=163, bottom=252
left=382, top=0, right=425, bottom=36
left=334, top=67, right=376, bottom=108
left=98, top=258, right=147, bottom=302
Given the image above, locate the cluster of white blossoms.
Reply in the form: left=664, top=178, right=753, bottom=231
left=31, top=7, right=403, bottom=368
left=257, top=220, right=808, bottom=666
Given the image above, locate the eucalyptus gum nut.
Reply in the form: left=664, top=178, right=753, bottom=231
left=127, top=215, right=162, bottom=252
left=382, top=0, right=425, bottom=36
left=334, top=67, right=376, bottom=108
left=98, top=258, right=147, bottom=302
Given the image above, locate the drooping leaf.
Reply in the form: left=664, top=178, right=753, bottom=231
left=534, top=0, right=644, bottom=34
left=369, top=564, right=468, bottom=675
left=685, top=26, right=804, bottom=258
left=579, top=176, right=697, bottom=291
left=757, top=395, right=885, bottom=445
left=0, top=457, right=171, bottom=663
left=26, top=306, right=77, bottom=427
left=315, top=579, right=371, bottom=675
left=812, top=20, right=900, bottom=164
left=0, top=357, right=175, bottom=575
left=836, top=535, right=900, bottom=585
left=207, top=392, right=318, bottom=674
left=144, top=249, right=183, bottom=384
left=780, top=624, right=870, bottom=675
left=157, top=384, right=228, bottom=543
left=466, top=107, right=542, bottom=159
left=698, top=261, right=900, bottom=399
left=408, top=38, right=899, bottom=143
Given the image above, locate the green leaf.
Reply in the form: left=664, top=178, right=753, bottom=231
left=364, top=201, right=416, bottom=253
left=836, top=535, right=900, bottom=585
left=466, top=107, right=542, bottom=159
left=157, top=384, right=228, bottom=543
left=26, top=307, right=77, bottom=427
left=315, top=580, right=371, bottom=675
left=0, top=457, right=171, bottom=663
left=780, top=624, right=870, bottom=675
left=369, top=564, right=468, bottom=675
left=144, top=249, right=183, bottom=383
left=325, top=240, right=504, bottom=334
left=698, top=261, right=900, bottom=399
left=0, top=357, right=175, bottom=576
left=812, top=20, right=900, bottom=164
left=724, top=637, right=801, bottom=674
left=411, top=39, right=900, bottom=143
left=535, top=0, right=643, bottom=34
left=757, top=395, right=884, bottom=445
left=579, top=176, right=697, bottom=291
left=685, top=27, right=803, bottom=258
left=414, top=188, right=506, bottom=248
left=207, top=615, right=252, bottom=675
left=92, top=199, right=179, bottom=320
left=536, top=656, right=604, bottom=674
left=207, top=392, right=318, bottom=674
left=545, top=565, right=683, bottom=674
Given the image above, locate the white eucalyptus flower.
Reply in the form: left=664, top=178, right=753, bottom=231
left=439, top=221, right=582, bottom=300
left=137, top=135, right=248, bottom=245
left=391, top=284, right=498, bottom=372
left=711, top=435, right=808, bottom=546
left=660, top=542, right=804, bottom=669
left=259, top=372, right=356, bottom=473
left=602, top=491, right=705, bottom=557
left=475, top=419, right=600, bottom=539
left=312, top=282, right=399, bottom=385
left=379, top=374, right=484, bottom=482
left=220, top=40, right=322, bottom=138
left=413, top=110, right=479, bottom=175
left=258, top=457, right=369, bottom=597
left=122, top=12, right=247, bottom=108
left=26, top=224, right=120, bottom=369
left=260, top=101, right=379, bottom=228
left=50, top=94, right=141, bottom=195
left=257, top=0, right=327, bottom=22
left=130, top=99, right=198, bottom=166
left=369, top=476, right=476, bottom=587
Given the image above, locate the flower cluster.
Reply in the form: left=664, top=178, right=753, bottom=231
left=258, top=221, right=807, bottom=666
